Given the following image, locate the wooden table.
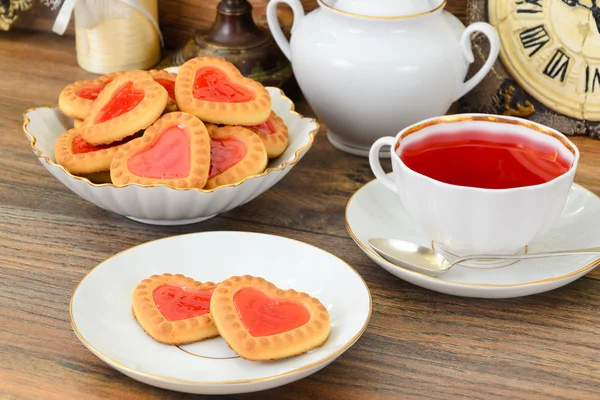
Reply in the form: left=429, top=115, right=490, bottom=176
left=2, top=31, right=600, bottom=400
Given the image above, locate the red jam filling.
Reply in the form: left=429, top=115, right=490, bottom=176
left=128, top=124, right=191, bottom=179
left=76, top=83, right=108, bottom=100
left=208, top=137, right=247, bottom=178
left=94, top=81, right=144, bottom=124
left=153, top=284, right=214, bottom=322
left=233, top=288, right=310, bottom=337
left=71, top=132, right=141, bottom=154
left=193, top=67, right=255, bottom=103
left=155, top=78, right=175, bottom=100
left=248, top=117, right=275, bottom=135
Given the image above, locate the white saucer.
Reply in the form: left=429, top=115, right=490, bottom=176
left=346, top=177, right=600, bottom=299
left=70, top=232, right=371, bottom=395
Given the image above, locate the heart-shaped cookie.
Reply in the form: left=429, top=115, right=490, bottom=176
left=80, top=75, right=168, bottom=145
left=245, top=111, right=289, bottom=158
left=210, top=275, right=330, bottom=361
left=175, top=57, right=271, bottom=125
left=111, top=112, right=211, bottom=189
left=132, top=273, right=219, bottom=345
left=149, top=69, right=178, bottom=113
left=58, top=76, right=113, bottom=120
left=54, top=128, right=140, bottom=175
left=204, top=125, right=268, bottom=189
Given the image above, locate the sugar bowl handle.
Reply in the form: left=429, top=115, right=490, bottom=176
left=456, top=22, right=500, bottom=100
left=369, top=137, right=398, bottom=193
left=266, top=0, right=305, bottom=60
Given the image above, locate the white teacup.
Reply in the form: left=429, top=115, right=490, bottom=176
left=369, top=114, right=580, bottom=256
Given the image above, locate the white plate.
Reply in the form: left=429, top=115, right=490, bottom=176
left=23, top=85, right=318, bottom=226
left=346, top=176, right=600, bottom=299
left=70, top=232, right=371, bottom=395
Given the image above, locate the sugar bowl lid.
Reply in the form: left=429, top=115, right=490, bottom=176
left=322, top=0, right=446, bottom=18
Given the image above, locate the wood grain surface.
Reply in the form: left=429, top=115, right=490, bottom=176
left=2, top=23, right=600, bottom=400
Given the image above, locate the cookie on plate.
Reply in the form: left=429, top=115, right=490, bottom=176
left=132, top=273, right=219, bottom=345
left=210, top=275, right=330, bottom=361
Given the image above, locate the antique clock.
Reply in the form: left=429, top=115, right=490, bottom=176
left=461, top=0, right=600, bottom=139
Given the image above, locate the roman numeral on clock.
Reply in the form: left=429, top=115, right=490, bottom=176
left=543, top=49, right=570, bottom=83
left=516, top=0, right=544, bottom=13
left=585, top=66, right=600, bottom=93
left=519, top=25, right=550, bottom=57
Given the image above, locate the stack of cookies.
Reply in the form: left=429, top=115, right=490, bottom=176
left=132, top=273, right=331, bottom=362
left=55, top=57, right=290, bottom=189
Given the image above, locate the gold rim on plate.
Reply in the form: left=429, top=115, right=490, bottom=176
left=319, top=0, right=447, bottom=20
left=69, top=232, right=372, bottom=385
left=345, top=179, right=600, bottom=288
left=22, top=87, right=319, bottom=193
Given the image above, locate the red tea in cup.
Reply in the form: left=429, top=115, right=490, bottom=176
left=398, top=130, right=572, bottom=189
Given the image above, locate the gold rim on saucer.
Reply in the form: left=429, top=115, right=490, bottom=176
left=345, top=179, right=600, bottom=288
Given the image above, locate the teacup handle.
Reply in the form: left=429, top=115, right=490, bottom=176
left=456, top=22, right=500, bottom=100
left=266, top=0, right=305, bottom=60
left=369, top=137, right=398, bottom=193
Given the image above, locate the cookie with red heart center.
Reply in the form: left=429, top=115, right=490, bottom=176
left=58, top=76, right=113, bottom=120
left=175, top=57, right=271, bottom=125
left=79, top=75, right=168, bottom=146
left=244, top=111, right=289, bottom=158
left=132, top=273, right=219, bottom=345
left=110, top=112, right=211, bottom=189
left=58, top=70, right=152, bottom=121
left=54, top=128, right=141, bottom=175
left=149, top=69, right=178, bottom=113
left=210, top=275, right=330, bottom=361
left=204, top=125, right=268, bottom=189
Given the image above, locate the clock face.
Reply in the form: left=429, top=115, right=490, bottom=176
left=489, top=0, right=600, bottom=120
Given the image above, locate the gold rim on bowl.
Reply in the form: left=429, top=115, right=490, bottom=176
left=22, top=87, right=319, bottom=193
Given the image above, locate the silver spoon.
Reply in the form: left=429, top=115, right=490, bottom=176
left=368, top=238, right=600, bottom=277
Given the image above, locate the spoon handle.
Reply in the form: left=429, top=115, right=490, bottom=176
left=450, top=247, right=600, bottom=268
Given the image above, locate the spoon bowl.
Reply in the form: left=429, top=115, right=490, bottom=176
left=368, top=238, right=600, bottom=277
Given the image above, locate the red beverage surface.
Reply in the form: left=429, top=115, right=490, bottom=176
left=399, top=130, right=571, bottom=189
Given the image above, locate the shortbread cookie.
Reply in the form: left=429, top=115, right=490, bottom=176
left=54, top=128, right=139, bottom=175
left=204, top=125, right=268, bottom=189
left=149, top=69, right=178, bottom=112
left=73, top=118, right=84, bottom=129
left=132, top=273, right=219, bottom=345
left=210, top=275, right=330, bottom=361
left=80, top=75, right=168, bottom=145
left=175, top=57, right=271, bottom=125
left=58, top=76, right=113, bottom=120
left=244, top=111, right=289, bottom=158
left=111, top=112, right=211, bottom=189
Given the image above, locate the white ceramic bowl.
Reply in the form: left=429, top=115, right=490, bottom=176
left=23, top=87, right=318, bottom=225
